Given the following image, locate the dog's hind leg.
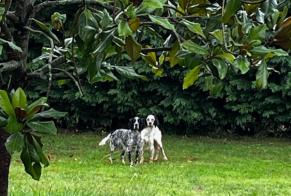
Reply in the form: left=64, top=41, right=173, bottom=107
left=121, top=150, right=126, bottom=164
left=154, top=142, right=160, bottom=161
left=149, top=141, right=155, bottom=163
left=155, top=140, right=168, bottom=161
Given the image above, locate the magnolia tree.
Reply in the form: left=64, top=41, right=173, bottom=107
left=0, top=0, right=290, bottom=195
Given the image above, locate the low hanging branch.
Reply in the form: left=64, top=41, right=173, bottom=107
left=33, top=0, right=114, bottom=13
left=25, top=26, right=54, bottom=99
left=0, top=60, right=21, bottom=72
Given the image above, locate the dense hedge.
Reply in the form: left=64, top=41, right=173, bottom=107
left=26, top=56, right=291, bottom=137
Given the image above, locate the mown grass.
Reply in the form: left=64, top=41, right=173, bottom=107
left=9, top=133, right=291, bottom=195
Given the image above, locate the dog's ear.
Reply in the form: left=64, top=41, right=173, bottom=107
left=128, top=118, right=133, bottom=129
left=154, top=115, right=159, bottom=127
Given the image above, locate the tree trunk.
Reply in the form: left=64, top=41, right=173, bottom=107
left=0, top=130, right=11, bottom=196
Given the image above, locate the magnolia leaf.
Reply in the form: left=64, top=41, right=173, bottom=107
left=182, top=40, right=208, bottom=55
left=5, top=116, right=24, bottom=133
left=0, top=90, right=15, bottom=117
left=12, top=87, right=27, bottom=110
left=212, top=58, right=228, bottom=80
left=5, top=132, right=24, bottom=155
left=31, top=108, right=67, bottom=120
left=31, top=18, right=60, bottom=44
left=222, top=0, right=241, bottom=23
left=149, top=15, right=175, bottom=31
left=209, top=30, right=223, bottom=45
left=216, top=52, right=235, bottom=64
left=256, top=60, right=268, bottom=89
left=181, top=20, right=206, bottom=39
left=140, top=0, right=166, bottom=11
left=183, top=65, right=201, bottom=90
left=251, top=46, right=288, bottom=60
left=168, top=41, right=181, bottom=67
left=249, top=25, right=267, bottom=41
left=27, top=121, right=57, bottom=135
left=113, top=66, right=146, bottom=80
left=0, top=116, right=7, bottom=127
left=125, top=36, right=142, bottom=62
left=93, top=30, right=115, bottom=54
left=32, top=136, right=49, bottom=167
left=21, top=139, right=41, bottom=180
left=233, top=56, right=250, bottom=74
left=128, top=18, right=140, bottom=32
left=142, top=52, right=157, bottom=66
left=118, top=20, right=132, bottom=37
left=26, top=97, right=48, bottom=120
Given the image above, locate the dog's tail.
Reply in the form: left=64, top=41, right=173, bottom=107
left=99, top=133, right=111, bottom=146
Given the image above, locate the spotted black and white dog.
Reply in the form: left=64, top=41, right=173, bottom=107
left=140, top=114, right=168, bottom=163
left=99, top=117, right=144, bottom=166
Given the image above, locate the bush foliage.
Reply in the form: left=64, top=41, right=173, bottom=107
left=26, top=55, right=291, bottom=136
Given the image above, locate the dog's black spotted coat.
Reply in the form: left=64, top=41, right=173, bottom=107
left=109, top=129, right=142, bottom=153
left=99, top=117, right=144, bottom=166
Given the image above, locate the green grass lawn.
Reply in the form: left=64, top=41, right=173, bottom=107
left=9, top=133, right=291, bottom=196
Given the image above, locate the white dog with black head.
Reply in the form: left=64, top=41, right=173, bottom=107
left=140, top=114, right=168, bottom=163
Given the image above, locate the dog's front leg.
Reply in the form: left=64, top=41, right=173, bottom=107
left=139, top=141, right=144, bottom=164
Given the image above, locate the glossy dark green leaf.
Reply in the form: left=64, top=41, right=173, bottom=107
left=233, top=56, right=250, bottom=74
left=182, top=40, right=208, bottom=55
left=32, top=136, right=49, bottom=167
left=125, top=36, right=142, bottom=62
left=31, top=18, right=60, bottom=44
left=181, top=20, right=206, bottom=39
left=26, top=97, right=48, bottom=120
left=251, top=46, right=288, bottom=59
left=118, top=20, right=132, bottom=37
left=31, top=108, right=67, bottom=120
left=113, top=66, right=147, bottom=80
left=27, top=121, right=57, bottom=135
left=5, top=132, right=24, bottom=154
left=256, top=60, right=268, bottom=89
left=183, top=65, right=201, bottom=90
left=0, top=90, right=15, bottom=117
left=93, top=30, right=115, bottom=54
left=212, top=58, right=228, bottom=79
left=5, top=116, right=24, bottom=133
left=140, top=0, right=166, bottom=11
left=20, top=140, right=41, bottom=181
left=149, top=15, right=175, bottom=31
left=222, top=0, right=241, bottom=23
left=209, top=30, right=223, bottom=45
left=0, top=116, right=7, bottom=127
left=12, top=87, right=27, bottom=110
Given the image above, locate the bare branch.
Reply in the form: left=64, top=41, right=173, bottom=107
left=52, top=68, right=84, bottom=95
left=34, top=0, right=113, bottom=13
left=6, top=11, right=19, bottom=23
left=0, top=60, right=21, bottom=72
left=141, top=47, right=171, bottom=53
left=0, top=23, right=13, bottom=41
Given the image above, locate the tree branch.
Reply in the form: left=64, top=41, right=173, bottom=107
left=0, top=60, right=22, bottom=72
left=52, top=68, right=84, bottom=95
left=34, top=0, right=113, bottom=13
left=141, top=47, right=171, bottom=53
left=6, top=11, right=19, bottom=23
